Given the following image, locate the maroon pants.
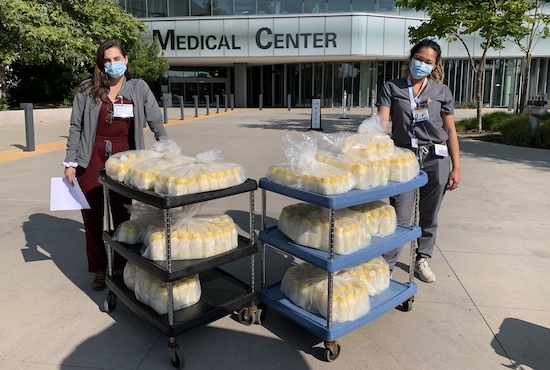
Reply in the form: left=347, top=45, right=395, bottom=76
left=77, top=135, right=131, bottom=273
left=79, top=187, right=130, bottom=272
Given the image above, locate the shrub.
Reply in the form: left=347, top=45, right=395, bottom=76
left=455, top=117, right=477, bottom=132
left=482, top=111, right=513, bottom=131
left=498, top=115, right=535, bottom=147
left=534, top=122, right=550, bottom=149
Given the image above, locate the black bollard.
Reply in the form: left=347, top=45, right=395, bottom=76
left=20, top=103, right=35, bottom=151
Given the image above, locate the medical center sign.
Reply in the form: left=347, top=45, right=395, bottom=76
left=147, top=16, right=351, bottom=58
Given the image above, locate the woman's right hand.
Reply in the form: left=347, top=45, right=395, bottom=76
left=64, top=167, right=76, bottom=187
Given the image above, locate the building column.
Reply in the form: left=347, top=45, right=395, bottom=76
left=234, top=63, right=247, bottom=108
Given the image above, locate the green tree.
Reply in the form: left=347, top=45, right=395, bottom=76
left=128, top=35, right=170, bottom=83
left=396, top=0, right=528, bottom=133
left=509, top=0, right=550, bottom=113
left=0, top=0, right=146, bottom=104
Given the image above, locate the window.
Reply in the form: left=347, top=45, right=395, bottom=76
left=127, top=0, right=146, bottom=17
left=169, top=0, right=189, bottom=16
left=326, top=0, right=349, bottom=12
left=148, top=0, right=168, bottom=17
left=236, top=0, right=256, bottom=14
left=304, top=0, right=325, bottom=13
left=213, top=0, right=233, bottom=15
left=280, top=0, right=302, bottom=14
left=191, top=0, right=210, bottom=16
left=258, top=0, right=278, bottom=14
left=351, top=0, right=376, bottom=12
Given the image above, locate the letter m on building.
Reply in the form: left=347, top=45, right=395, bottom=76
left=153, top=29, right=175, bottom=50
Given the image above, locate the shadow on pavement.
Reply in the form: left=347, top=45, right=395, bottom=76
left=459, top=138, right=550, bottom=170
left=238, top=114, right=366, bottom=134
left=60, top=321, right=312, bottom=370
left=21, top=213, right=88, bottom=279
left=491, top=317, right=550, bottom=369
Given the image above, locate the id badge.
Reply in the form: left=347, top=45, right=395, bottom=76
left=434, top=143, right=448, bottom=157
left=411, top=137, right=418, bottom=149
left=413, top=108, right=429, bottom=123
left=113, top=103, right=134, bottom=118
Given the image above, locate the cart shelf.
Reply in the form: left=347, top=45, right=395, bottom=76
left=98, top=170, right=258, bottom=209
left=258, top=225, right=420, bottom=272
left=103, top=232, right=257, bottom=282
left=258, top=171, right=427, bottom=209
left=106, top=268, right=257, bottom=337
left=259, top=280, right=417, bottom=341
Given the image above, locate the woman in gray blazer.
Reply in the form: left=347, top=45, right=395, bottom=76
left=63, top=39, right=168, bottom=291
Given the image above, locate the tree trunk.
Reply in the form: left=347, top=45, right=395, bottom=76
left=519, top=54, right=532, bottom=113
left=476, top=60, right=485, bottom=134
left=0, top=62, right=6, bottom=103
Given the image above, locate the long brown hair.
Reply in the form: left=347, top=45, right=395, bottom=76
left=402, top=38, right=444, bottom=83
left=87, top=39, right=133, bottom=103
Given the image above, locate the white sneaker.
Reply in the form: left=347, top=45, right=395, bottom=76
left=415, top=258, right=436, bottom=283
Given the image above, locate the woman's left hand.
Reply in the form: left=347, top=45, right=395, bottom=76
left=446, top=168, right=460, bottom=191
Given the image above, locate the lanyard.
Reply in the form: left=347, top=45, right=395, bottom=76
left=407, top=76, right=427, bottom=112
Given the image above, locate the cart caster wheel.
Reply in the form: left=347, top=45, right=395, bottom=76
left=324, top=341, right=341, bottom=362
left=103, top=291, right=117, bottom=313
left=237, top=307, right=257, bottom=326
left=168, top=344, right=185, bottom=369
left=402, top=299, right=413, bottom=312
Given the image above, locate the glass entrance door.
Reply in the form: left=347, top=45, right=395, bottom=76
left=170, top=79, right=228, bottom=106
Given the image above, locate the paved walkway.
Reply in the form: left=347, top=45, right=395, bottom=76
left=0, top=108, right=548, bottom=370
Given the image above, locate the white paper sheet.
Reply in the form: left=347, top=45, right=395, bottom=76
left=50, top=177, right=90, bottom=211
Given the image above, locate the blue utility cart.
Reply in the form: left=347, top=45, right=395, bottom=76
left=257, top=171, right=428, bottom=361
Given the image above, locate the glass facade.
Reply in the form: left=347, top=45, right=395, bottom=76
left=119, top=0, right=412, bottom=16
left=119, top=0, right=550, bottom=108
left=160, top=59, right=550, bottom=109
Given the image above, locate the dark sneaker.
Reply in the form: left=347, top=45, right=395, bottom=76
left=92, top=271, right=106, bottom=291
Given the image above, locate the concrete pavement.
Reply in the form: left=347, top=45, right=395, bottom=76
left=0, top=107, right=549, bottom=370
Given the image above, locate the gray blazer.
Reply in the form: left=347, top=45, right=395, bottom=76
left=64, top=78, right=169, bottom=168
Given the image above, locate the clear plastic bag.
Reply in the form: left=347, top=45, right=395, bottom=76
left=142, top=203, right=239, bottom=261
left=340, top=114, right=395, bottom=160
left=278, top=203, right=371, bottom=255
left=105, top=149, right=161, bottom=182
left=133, top=265, right=201, bottom=315
left=154, top=149, right=247, bottom=196
left=349, top=200, right=397, bottom=237
left=266, top=133, right=356, bottom=195
left=112, top=202, right=164, bottom=244
left=123, top=261, right=138, bottom=291
left=341, top=257, right=390, bottom=296
left=281, top=263, right=371, bottom=322
left=388, top=147, right=420, bottom=182
left=309, top=131, right=388, bottom=189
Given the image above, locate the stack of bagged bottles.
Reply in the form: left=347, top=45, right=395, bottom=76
left=278, top=203, right=371, bottom=255
left=280, top=258, right=390, bottom=322
left=124, top=262, right=201, bottom=315
left=105, top=139, right=247, bottom=195
left=277, top=200, right=397, bottom=255
left=266, top=115, right=419, bottom=195
left=113, top=203, right=239, bottom=261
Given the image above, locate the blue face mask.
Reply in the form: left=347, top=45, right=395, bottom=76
left=409, top=59, right=433, bottom=79
left=104, top=61, right=127, bottom=79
